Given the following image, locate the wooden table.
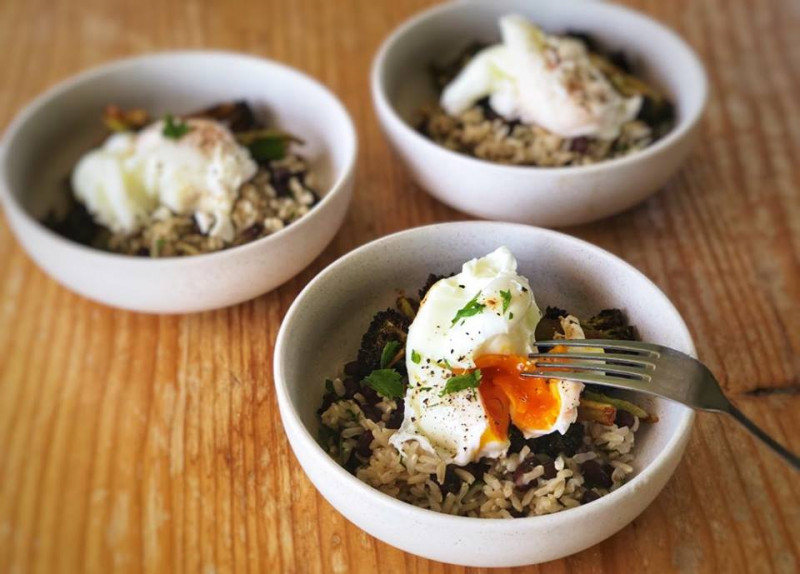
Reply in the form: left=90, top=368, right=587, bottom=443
left=1, top=0, right=798, bottom=572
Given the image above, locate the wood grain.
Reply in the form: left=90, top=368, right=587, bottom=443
left=0, top=0, right=798, bottom=572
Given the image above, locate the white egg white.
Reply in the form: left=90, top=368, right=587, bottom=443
left=391, top=247, right=589, bottom=466
left=441, top=14, right=641, bottom=140
left=390, top=247, right=539, bottom=465
left=72, top=118, right=257, bottom=241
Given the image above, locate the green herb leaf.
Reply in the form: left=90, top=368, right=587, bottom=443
left=439, top=369, right=482, bottom=396
left=162, top=114, right=192, bottom=139
left=247, top=136, right=287, bottom=161
left=451, top=291, right=486, bottom=326
left=363, top=369, right=405, bottom=399
left=380, top=341, right=402, bottom=368
left=411, top=349, right=422, bottom=364
left=325, top=378, right=335, bottom=395
left=500, top=289, right=512, bottom=314
left=509, top=312, right=514, bottom=320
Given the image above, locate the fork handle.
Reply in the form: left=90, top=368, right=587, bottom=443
left=726, top=405, right=800, bottom=470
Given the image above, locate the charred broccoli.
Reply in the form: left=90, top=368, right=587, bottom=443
left=535, top=307, right=636, bottom=341
left=582, top=309, right=637, bottom=340
left=354, top=309, right=411, bottom=378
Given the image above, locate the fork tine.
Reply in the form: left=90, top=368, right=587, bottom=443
left=527, top=352, right=656, bottom=369
left=532, top=361, right=652, bottom=380
left=522, top=370, right=654, bottom=392
left=535, top=339, right=661, bottom=356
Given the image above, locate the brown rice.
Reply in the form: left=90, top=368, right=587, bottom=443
left=320, top=387, right=637, bottom=519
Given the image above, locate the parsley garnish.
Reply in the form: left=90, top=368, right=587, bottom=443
left=509, top=312, right=514, bottom=320
left=363, top=369, right=405, bottom=399
left=325, top=378, right=335, bottom=395
left=439, top=370, right=482, bottom=396
left=162, top=114, right=192, bottom=139
left=500, top=289, right=512, bottom=314
left=451, top=291, right=485, bottom=326
left=411, top=349, right=422, bottom=364
left=380, top=341, right=402, bottom=368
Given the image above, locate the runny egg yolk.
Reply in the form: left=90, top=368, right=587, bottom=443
left=475, top=346, right=570, bottom=448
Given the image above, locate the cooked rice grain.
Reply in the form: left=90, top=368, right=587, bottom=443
left=418, top=103, right=654, bottom=167
left=320, top=383, right=638, bottom=519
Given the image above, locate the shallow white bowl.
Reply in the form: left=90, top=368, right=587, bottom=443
left=0, top=51, right=356, bottom=313
left=274, top=221, right=695, bottom=567
left=371, top=0, right=708, bottom=227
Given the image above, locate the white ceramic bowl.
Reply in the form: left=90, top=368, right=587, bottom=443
left=0, top=51, right=356, bottom=314
left=371, top=0, right=708, bottom=227
left=274, top=221, right=695, bottom=567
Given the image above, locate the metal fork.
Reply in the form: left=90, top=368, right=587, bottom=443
left=525, top=339, right=800, bottom=470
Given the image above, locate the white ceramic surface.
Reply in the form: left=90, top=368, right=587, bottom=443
left=0, top=51, right=357, bottom=314
left=274, top=221, right=695, bottom=567
left=371, top=0, right=708, bottom=227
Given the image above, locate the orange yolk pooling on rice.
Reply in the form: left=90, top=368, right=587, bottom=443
left=475, top=348, right=568, bottom=448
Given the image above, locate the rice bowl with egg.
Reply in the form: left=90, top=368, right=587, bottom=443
left=317, top=247, right=653, bottom=518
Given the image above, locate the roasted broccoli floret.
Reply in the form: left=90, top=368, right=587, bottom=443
left=582, top=309, right=637, bottom=340
left=535, top=307, right=636, bottom=341
left=354, top=309, right=411, bottom=378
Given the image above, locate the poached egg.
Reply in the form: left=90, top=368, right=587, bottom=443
left=440, top=15, right=642, bottom=140
left=390, top=247, right=584, bottom=466
left=72, top=118, right=257, bottom=241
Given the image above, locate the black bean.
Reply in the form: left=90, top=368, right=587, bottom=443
left=438, top=465, right=462, bottom=495
left=384, top=402, right=404, bottom=429
left=508, top=425, right=527, bottom=453
left=360, top=385, right=380, bottom=405
left=342, top=377, right=360, bottom=399
left=512, top=455, right=540, bottom=488
left=343, top=450, right=359, bottom=473
left=356, top=431, right=374, bottom=458
left=615, top=409, right=636, bottom=429
left=270, top=167, right=293, bottom=196
left=542, top=460, right=557, bottom=480
left=570, top=136, right=590, bottom=154
left=462, top=461, right=488, bottom=481
left=581, top=459, right=613, bottom=489
left=343, top=361, right=362, bottom=377
left=581, top=489, right=602, bottom=504
left=362, top=405, right=383, bottom=423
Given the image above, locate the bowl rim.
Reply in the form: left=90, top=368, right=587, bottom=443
left=370, top=0, right=709, bottom=176
left=0, top=49, right=358, bottom=268
left=274, top=221, right=696, bottom=529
